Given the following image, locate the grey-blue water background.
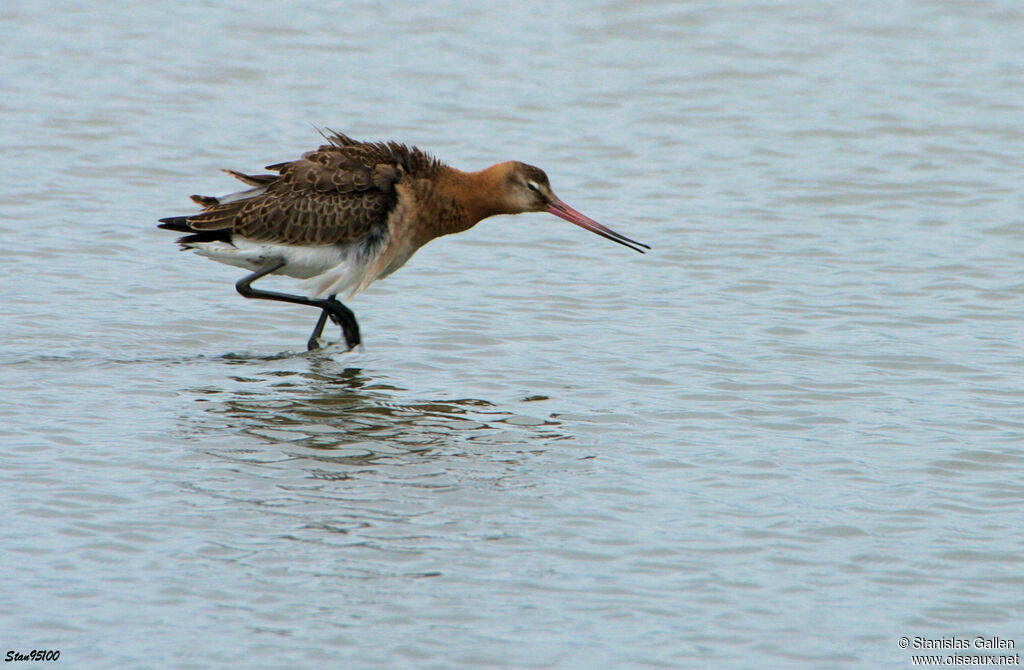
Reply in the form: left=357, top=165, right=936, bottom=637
left=2, top=1, right=1023, bottom=668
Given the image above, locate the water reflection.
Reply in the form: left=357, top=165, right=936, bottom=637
left=180, top=353, right=568, bottom=472
left=170, top=354, right=573, bottom=564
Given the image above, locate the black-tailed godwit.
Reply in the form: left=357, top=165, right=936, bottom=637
left=159, top=131, right=649, bottom=351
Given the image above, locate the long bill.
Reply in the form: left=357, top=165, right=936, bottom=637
left=546, top=198, right=650, bottom=254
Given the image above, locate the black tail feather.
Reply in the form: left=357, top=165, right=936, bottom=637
left=176, top=230, right=233, bottom=244
left=158, top=215, right=232, bottom=245
left=157, top=216, right=193, bottom=232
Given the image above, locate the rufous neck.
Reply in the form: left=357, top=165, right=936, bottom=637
left=441, top=163, right=517, bottom=226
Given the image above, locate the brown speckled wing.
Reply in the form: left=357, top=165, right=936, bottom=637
left=231, top=188, right=395, bottom=245
left=184, top=133, right=441, bottom=246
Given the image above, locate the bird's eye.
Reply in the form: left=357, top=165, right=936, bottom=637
left=527, top=181, right=540, bottom=192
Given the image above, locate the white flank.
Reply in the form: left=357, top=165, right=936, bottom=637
left=305, top=258, right=375, bottom=299
left=184, top=237, right=377, bottom=299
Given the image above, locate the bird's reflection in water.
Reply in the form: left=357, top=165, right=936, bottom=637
left=177, top=353, right=572, bottom=559
left=183, top=352, right=568, bottom=475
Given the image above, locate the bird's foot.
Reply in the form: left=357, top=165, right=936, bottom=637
left=325, top=303, right=361, bottom=351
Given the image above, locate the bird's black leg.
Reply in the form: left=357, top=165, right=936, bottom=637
left=322, top=294, right=361, bottom=351
left=236, top=262, right=361, bottom=351
left=307, top=308, right=331, bottom=351
left=305, top=295, right=360, bottom=351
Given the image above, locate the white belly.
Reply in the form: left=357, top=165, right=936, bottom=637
left=185, top=237, right=376, bottom=298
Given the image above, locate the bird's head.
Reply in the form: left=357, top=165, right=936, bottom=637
left=494, top=161, right=649, bottom=254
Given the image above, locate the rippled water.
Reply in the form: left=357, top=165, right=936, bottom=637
left=3, top=1, right=1024, bottom=667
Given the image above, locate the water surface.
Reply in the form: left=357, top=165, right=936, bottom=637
left=2, top=1, right=1024, bottom=667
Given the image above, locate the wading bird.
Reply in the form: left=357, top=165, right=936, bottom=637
left=159, top=131, right=649, bottom=351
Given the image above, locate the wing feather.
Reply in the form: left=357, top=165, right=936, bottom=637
left=172, top=132, right=440, bottom=246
